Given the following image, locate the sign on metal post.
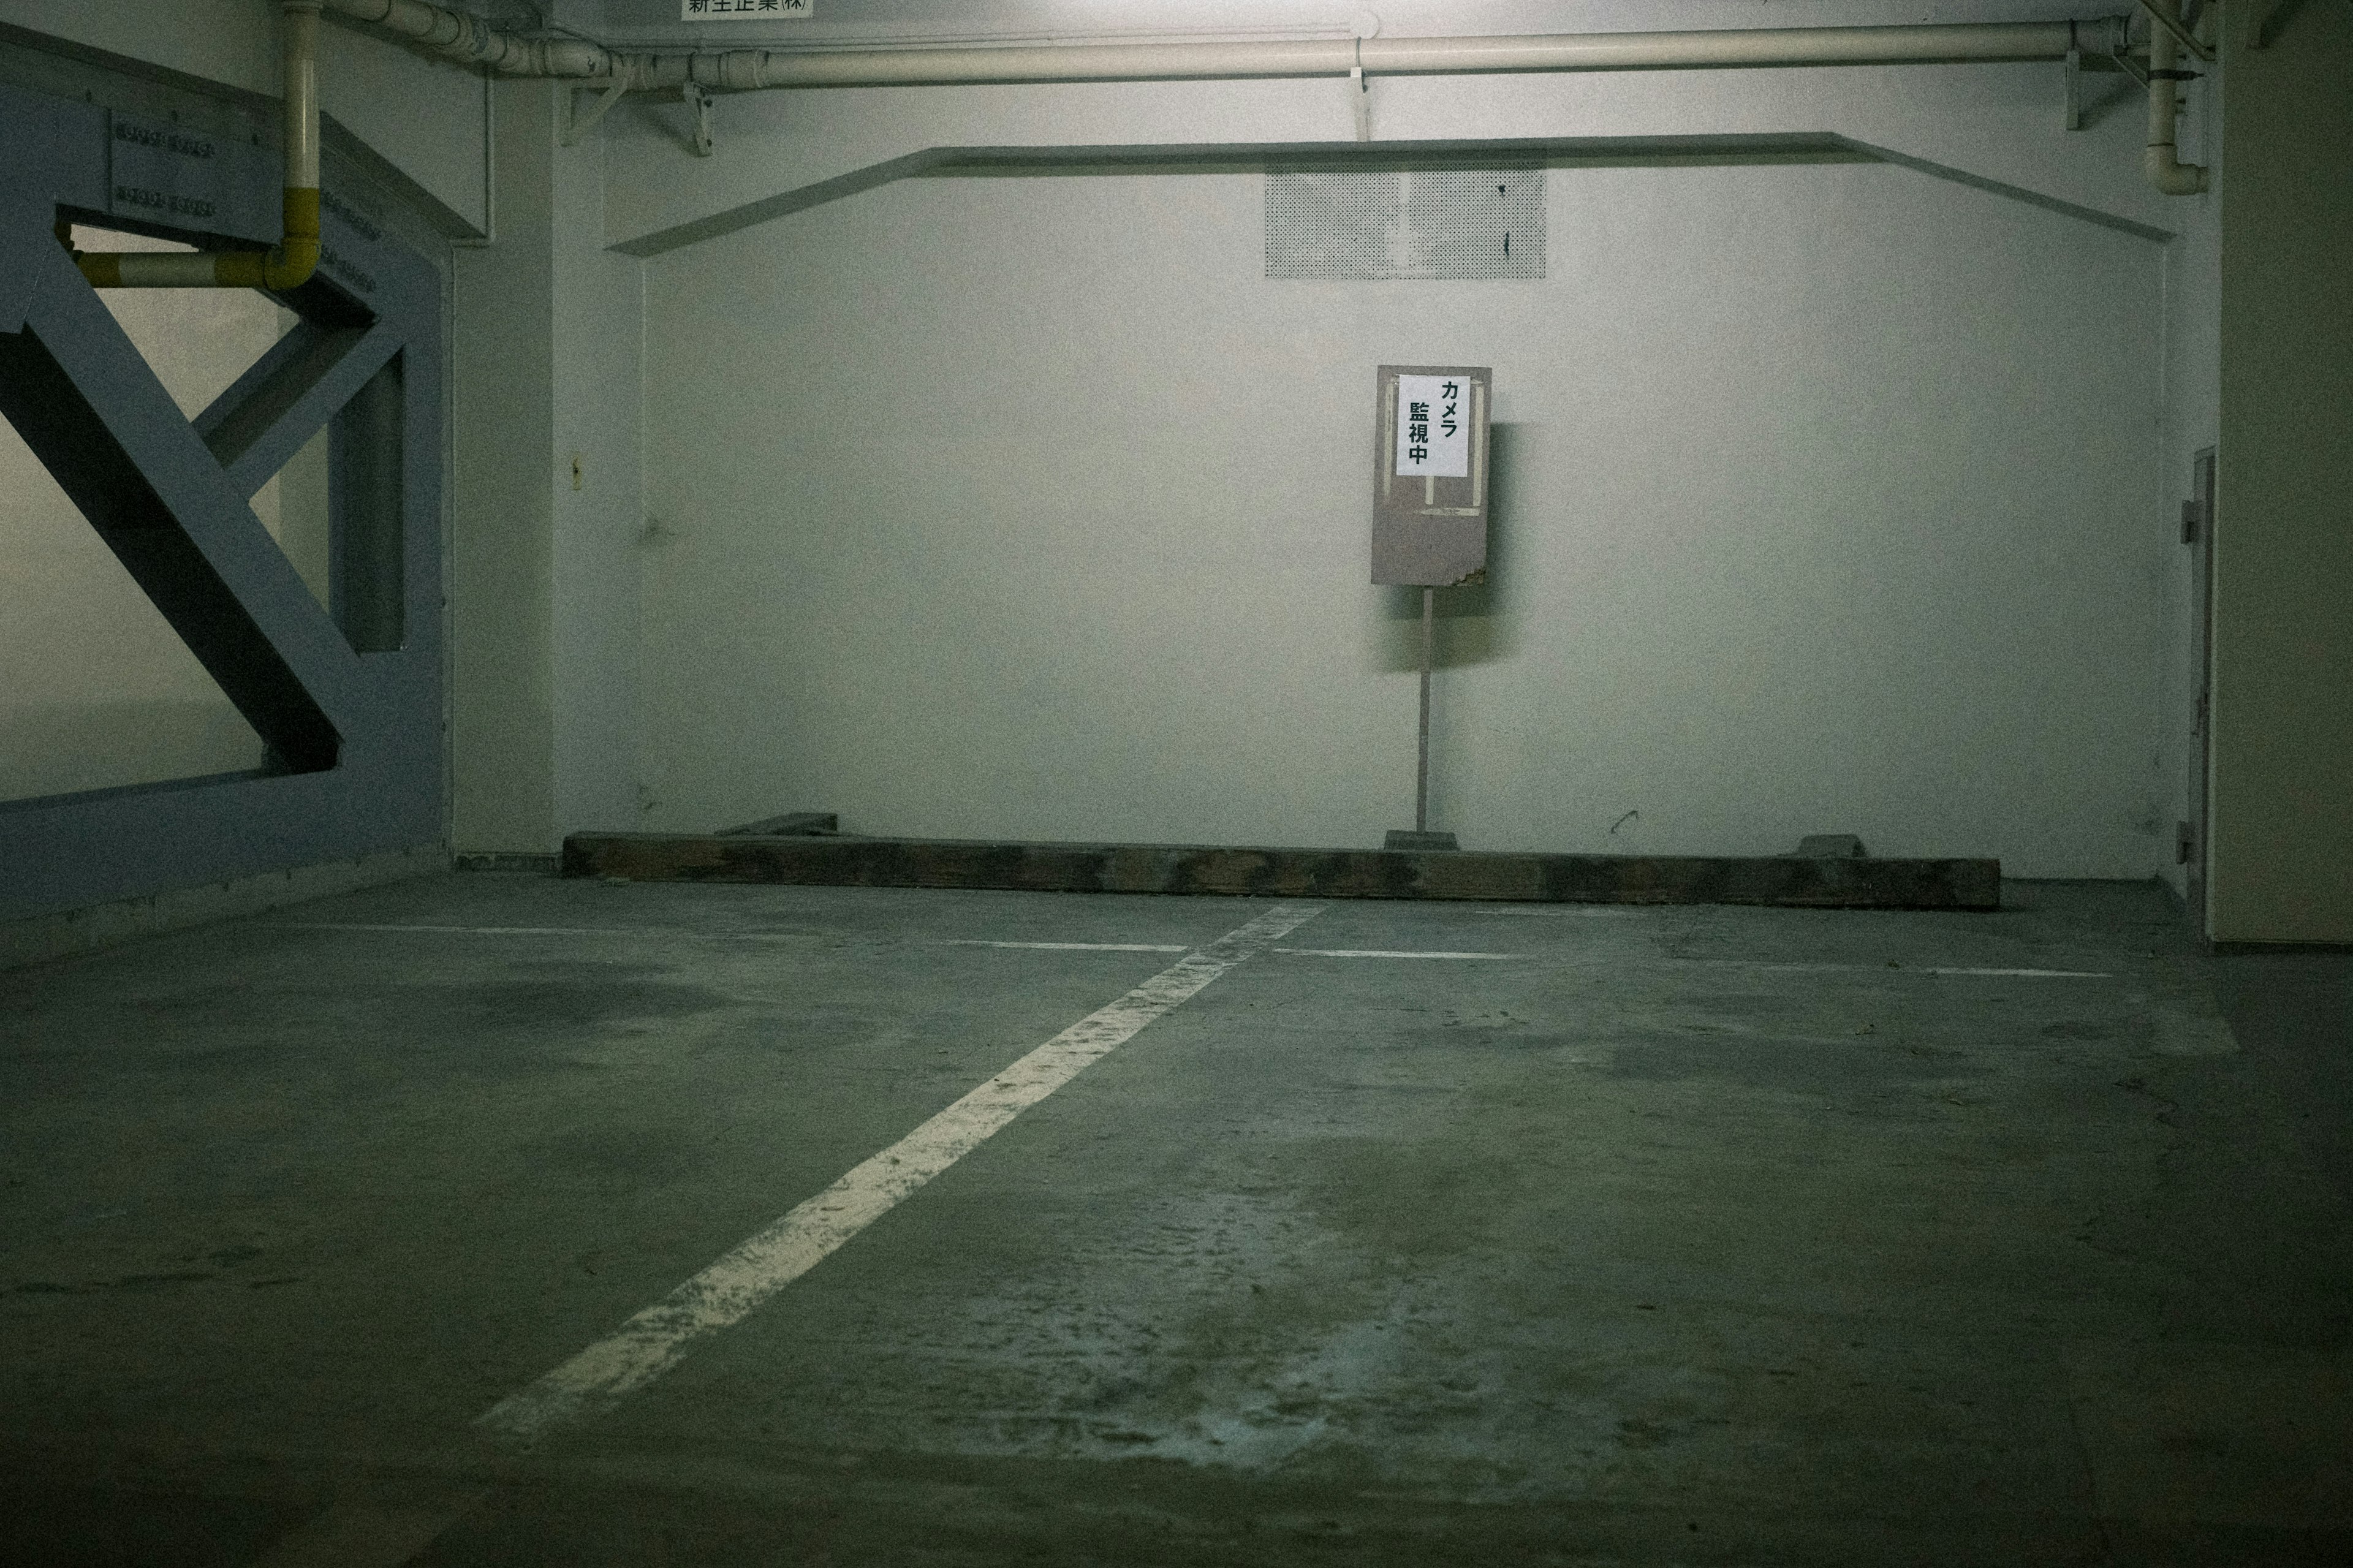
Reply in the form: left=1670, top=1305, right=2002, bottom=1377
left=1372, top=364, right=1490, bottom=587
left=1372, top=365, right=1490, bottom=850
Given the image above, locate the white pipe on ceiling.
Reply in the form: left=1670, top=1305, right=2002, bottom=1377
left=327, top=0, right=613, bottom=76
left=323, top=0, right=2133, bottom=92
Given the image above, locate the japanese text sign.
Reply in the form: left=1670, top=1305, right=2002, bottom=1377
left=683, top=0, right=809, bottom=18
left=1394, top=374, right=1471, bottom=477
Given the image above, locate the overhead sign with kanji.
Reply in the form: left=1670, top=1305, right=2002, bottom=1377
left=682, top=0, right=810, bottom=18
left=1373, top=365, right=1491, bottom=586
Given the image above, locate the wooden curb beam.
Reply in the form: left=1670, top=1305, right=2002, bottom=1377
left=563, top=833, right=2002, bottom=911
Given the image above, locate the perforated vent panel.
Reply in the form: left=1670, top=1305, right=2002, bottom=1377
left=1264, top=169, right=1545, bottom=281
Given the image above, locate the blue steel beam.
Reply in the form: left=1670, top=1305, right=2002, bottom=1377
left=0, top=78, right=444, bottom=923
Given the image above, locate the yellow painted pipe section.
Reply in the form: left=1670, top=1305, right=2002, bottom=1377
left=74, top=189, right=320, bottom=292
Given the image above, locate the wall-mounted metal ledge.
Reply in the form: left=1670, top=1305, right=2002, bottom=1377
left=610, top=131, right=2171, bottom=257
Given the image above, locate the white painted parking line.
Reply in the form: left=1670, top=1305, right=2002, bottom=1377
left=272, top=925, right=2107, bottom=980
left=1463, top=906, right=1643, bottom=917
left=1721, top=962, right=2112, bottom=979
left=1274, top=948, right=1523, bottom=960
left=278, top=926, right=1195, bottom=952
left=945, top=941, right=1189, bottom=952
left=274, top=923, right=634, bottom=936
left=1260, top=948, right=2107, bottom=977
left=474, top=901, right=1326, bottom=1445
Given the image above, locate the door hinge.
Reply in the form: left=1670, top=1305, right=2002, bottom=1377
left=2181, top=498, right=2204, bottom=543
left=2177, top=820, right=2197, bottom=865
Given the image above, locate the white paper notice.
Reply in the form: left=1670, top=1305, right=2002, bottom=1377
left=1395, top=374, right=1470, bottom=477
left=682, top=0, right=809, bottom=18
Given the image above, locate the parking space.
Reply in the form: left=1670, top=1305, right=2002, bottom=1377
left=2, top=876, right=2347, bottom=1565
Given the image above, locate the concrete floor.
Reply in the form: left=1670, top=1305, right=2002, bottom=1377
left=1, top=874, right=2347, bottom=1565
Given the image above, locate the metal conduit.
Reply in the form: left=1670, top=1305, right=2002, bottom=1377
left=323, top=0, right=2132, bottom=91
left=642, top=23, right=2128, bottom=90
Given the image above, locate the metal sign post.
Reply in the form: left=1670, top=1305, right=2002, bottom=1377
left=1417, top=583, right=1434, bottom=834
left=1372, top=364, right=1491, bottom=852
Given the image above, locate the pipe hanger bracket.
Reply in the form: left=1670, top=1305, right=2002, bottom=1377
left=1350, top=44, right=1370, bottom=143
left=563, top=74, right=633, bottom=148
left=683, top=81, right=714, bottom=157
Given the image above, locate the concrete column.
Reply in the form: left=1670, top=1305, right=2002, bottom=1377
left=450, top=77, right=557, bottom=854
left=450, top=77, right=646, bottom=854
left=2211, top=5, right=2353, bottom=942
left=550, top=107, right=647, bottom=841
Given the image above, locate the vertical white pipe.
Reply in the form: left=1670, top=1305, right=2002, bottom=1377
left=283, top=1, right=322, bottom=191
